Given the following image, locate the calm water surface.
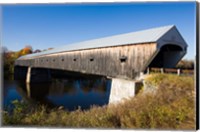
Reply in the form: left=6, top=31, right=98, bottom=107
left=3, top=77, right=112, bottom=111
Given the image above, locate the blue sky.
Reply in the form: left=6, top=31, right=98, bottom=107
left=2, top=2, right=196, bottom=59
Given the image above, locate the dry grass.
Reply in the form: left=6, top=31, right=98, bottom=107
left=3, top=74, right=195, bottom=129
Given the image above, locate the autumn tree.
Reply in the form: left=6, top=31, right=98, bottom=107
left=18, top=45, right=33, bottom=56
left=3, top=45, right=34, bottom=79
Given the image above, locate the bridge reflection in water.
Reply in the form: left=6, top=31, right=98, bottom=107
left=16, top=77, right=111, bottom=111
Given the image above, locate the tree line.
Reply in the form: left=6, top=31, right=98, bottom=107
left=2, top=45, right=42, bottom=79
left=176, top=59, right=194, bottom=69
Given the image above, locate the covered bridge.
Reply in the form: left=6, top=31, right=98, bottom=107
left=15, top=25, right=187, bottom=80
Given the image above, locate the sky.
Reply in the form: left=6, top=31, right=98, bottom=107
left=1, top=2, right=196, bottom=59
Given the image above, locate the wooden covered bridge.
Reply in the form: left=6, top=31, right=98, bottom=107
left=14, top=25, right=188, bottom=104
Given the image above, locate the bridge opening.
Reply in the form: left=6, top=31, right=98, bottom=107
left=148, top=44, right=184, bottom=68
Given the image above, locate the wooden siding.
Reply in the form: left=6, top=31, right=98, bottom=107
left=15, top=43, right=157, bottom=79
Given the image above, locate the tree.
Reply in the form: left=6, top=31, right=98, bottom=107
left=3, top=45, right=35, bottom=79
left=176, top=59, right=194, bottom=69
left=24, top=45, right=33, bottom=51
left=18, top=46, right=33, bottom=56
left=33, top=49, right=41, bottom=53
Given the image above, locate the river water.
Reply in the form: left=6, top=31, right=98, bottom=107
left=3, top=77, right=112, bottom=111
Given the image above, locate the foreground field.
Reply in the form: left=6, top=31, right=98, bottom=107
left=3, top=74, right=195, bottom=129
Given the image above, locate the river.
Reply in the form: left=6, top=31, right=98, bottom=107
left=3, top=77, right=112, bottom=111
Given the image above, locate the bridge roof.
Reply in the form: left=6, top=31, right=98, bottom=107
left=19, top=25, right=187, bottom=59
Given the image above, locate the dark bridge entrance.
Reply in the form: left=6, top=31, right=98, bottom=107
left=148, top=44, right=184, bottom=68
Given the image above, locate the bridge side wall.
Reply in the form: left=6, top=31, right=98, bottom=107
left=15, top=43, right=157, bottom=79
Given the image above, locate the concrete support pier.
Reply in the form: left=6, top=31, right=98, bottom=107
left=109, top=78, right=143, bottom=104
left=26, top=67, right=32, bottom=83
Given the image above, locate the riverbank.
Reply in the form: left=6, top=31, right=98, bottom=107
left=2, top=74, right=195, bottom=129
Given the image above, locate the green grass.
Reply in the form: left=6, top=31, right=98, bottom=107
left=2, top=74, right=195, bottom=129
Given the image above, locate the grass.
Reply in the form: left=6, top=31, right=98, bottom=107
left=2, top=74, right=195, bottom=129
